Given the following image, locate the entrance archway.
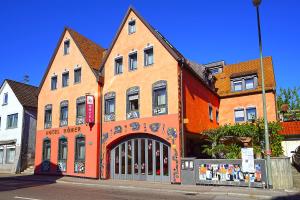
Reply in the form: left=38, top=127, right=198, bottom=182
left=110, top=134, right=170, bottom=182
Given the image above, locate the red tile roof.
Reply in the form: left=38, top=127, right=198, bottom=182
left=215, top=57, right=276, bottom=98
left=280, top=121, right=300, bottom=135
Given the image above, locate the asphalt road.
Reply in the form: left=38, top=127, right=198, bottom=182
left=0, top=177, right=295, bottom=200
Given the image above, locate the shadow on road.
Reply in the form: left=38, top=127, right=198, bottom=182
left=272, top=193, right=300, bottom=200
left=0, top=162, right=63, bottom=192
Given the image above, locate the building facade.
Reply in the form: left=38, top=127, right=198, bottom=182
left=212, top=57, right=277, bottom=125
left=33, top=7, right=278, bottom=183
left=0, top=80, right=38, bottom=173
left=34, top=28, right=105, bottom=178
left=99, top=8, right=219, bottom=183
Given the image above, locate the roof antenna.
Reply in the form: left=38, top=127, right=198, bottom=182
left=23, top=75, right=29, bottom=84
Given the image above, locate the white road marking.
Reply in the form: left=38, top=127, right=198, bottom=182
left=14, top=196, right=41, bottom=200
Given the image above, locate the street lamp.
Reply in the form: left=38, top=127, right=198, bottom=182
left=252, top=0, right=273, bottom=188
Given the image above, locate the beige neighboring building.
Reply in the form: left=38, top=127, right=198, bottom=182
left=207, top=57, right=277, bottom=125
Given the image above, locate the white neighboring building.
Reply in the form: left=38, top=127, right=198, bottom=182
left=280, top=121, right=300, bottom=162
left=0, top=79, right=38, bottom=173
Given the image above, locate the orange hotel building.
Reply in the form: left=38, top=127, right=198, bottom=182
left=34, top=7, right=277, bottom=182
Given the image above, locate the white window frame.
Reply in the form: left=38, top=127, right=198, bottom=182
left=114, top=56, right=123, bottom=75
left=128, top=19, right=136, bottom=34
left=5, top=145, right=16, bottom=164
left=144, top=46, right=154, bottom=66
left=234, top=108, right=245, bottom=123
left=3, top=92, right=8, bottom=105
left=246, top=106, right=257, bottom=121
left=64, top=40, right=70, bottom=55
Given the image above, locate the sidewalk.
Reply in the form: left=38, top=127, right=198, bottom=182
left=1, top=173, right=300, bottom=199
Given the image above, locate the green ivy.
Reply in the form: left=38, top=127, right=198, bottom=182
left=202, top=119, right=283, bottom=159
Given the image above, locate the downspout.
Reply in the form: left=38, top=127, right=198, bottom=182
left=98, top=75, right=103, bottom=179
left=180, top=58, right=185, bottom=157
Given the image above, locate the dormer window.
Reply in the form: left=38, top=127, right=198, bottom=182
left=231, top=75, right=257, bottom=92
left=64, top=40, right=70, bottom=55
left=128, top=20, right=136, bottom=34
left=245, top=78, right=255, bottom=90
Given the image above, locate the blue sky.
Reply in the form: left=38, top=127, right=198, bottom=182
left=0, top=0, right=299, bottom=89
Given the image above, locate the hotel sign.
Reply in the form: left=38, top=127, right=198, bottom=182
left=86, top=95, right=95, bottom=124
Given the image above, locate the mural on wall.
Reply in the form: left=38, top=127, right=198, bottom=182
left=198, top=163, right=262, bottom=183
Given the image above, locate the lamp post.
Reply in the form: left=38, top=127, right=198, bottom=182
left=252, top=0, right=273, bottom=188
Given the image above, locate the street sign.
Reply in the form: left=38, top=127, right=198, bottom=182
left=241, top=148, right=255, bottom=173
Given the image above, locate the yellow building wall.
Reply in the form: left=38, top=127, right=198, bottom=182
left=37, top=31, right=99, bottom=130
left=102, top=11, right=179, bottom=120
left=219, top=92, right=277, bottom=125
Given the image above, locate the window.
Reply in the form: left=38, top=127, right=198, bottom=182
left=128, top=94, right=139, bottom=111
left=209, top=105, right=213, bottom=121
left=62, top=72, right=69, bottom=87
left=233, top=81, right=243, bottom=92
left=245, top=78, right=254, bottom=90
left=115, top=57, right=123, bottom=75
left=210, top=68, right=219, bottom=75
left=104, top=92, right=116, bottom=121
left=216, top=110, right=219, bottom=123
left=126, top=87, right=140, bottom=119
left=231, top=75, right=257, bottom=92
left=105, top=98, right=115, bottom=115
left=153, top=81, right=168, bottom=115
left=51, top=76, right=57, bottom=90
left=60, top=101, right=68, bottom=127
left=128, top=20, right=136, bottom=34
left=0, top=147, right=3, bottom=164
left=0, top=117, right=1, bottom=129
left=144, top=47, right=153, bottom=66
left=6, top=147, right=15, bottom=164
left=58, top=138, right=68, bottom=161
left=129, top=52, right=137, bottom=71
left=44, top=105, right=52, bottom=129
left=75, top=136, right=85, bottom=160
left=234, top=109, right=245, bottom=123
left=64, top=40, right=70, bottom=55
left=246, top=107, right=257, bottom=121
left=76, top=97, right=85, bottom=125
left=74, top=68, right=81, bottom=84
left=7, top=114, right=18, bottom=129
left=43, top=139, right=51, bottom=161
left=3, top=93, right=8, bottom=105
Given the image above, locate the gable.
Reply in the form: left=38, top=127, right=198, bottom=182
left=39, top=28, right=105, bottom=94
left=100, top=7, right=182, bottom=71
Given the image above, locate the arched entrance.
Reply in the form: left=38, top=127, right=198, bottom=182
left=110, top=134, right=170, bottom=182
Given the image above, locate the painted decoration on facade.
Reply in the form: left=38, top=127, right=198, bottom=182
left=172, top=148, right=179, bottom=182
left=130, top=122, right=140, bottom=131
left=41, top=160, right=50, bottom=172
left=57, top=161, right=67, bottom=172
left=114, top=126, right=122, bottom=134
left=149, top=123, right=160, bottom=132
left=102, top=132, right=109, bottom=143
left=85, top=95, right=95, bottom=124
left=198, top=163, right=262, bottom=183
left=167, top=128, right=177, bottom=138
left=74, top=161, right=85, bottom=173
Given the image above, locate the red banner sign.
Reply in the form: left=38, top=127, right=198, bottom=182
left=86, top=95, right=95, bottom=124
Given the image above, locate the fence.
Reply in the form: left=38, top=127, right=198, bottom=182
left=181, top=157, right=293, bottom=189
